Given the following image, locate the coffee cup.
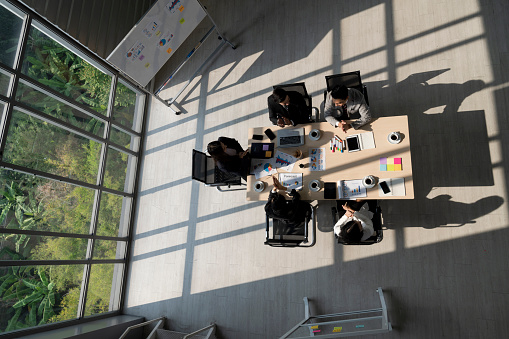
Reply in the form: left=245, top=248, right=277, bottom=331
left=255, top=182, right=263, bottom=190
left=311, top=181, right=318, bottom=189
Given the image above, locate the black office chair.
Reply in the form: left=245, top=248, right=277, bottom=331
left=192, top=149, right=246, bottom=192
left=331, top=200, right=383, bottom=245
left=324, top=70, right=370, bottom=105
left=273, top=82, right=318, bottom=121
left=265, top=204, right=316, bottom=247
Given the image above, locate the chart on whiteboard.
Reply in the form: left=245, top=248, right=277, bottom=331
left=107, top=0, right=207, bottom=86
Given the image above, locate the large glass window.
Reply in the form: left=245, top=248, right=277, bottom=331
left=0, top=0, right=145, bottom=335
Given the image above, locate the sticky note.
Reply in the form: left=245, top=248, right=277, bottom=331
left=144, top=63, right=150, bottom=68
left=310, top=326, right=318, bottom=329
left=313, top=330, right=321, bottom=333
left=265, top=151, right=272, bottom=157
left=380, top=157, right=387, bottom=164
left=387, top=158, right=394, bottom=165
left=155, top=31, right=161, bottom=36
left=179, top=6, right=184, bottom=11
left=380, top=164, right=387, bottom=171
left=333, top=327, right=343, bottom=333
left=355, top=325, right=365, bottom=328
left=394, top=164, right=402, bottom=171
left=262, top=144, right=269, bottom=151
left=166, top=47, right=172, bottom=54
left=179, top=18, right=185, bottom=24
left=394, top=158, right=402, bottom=164
left=387, top=164, right=394, bottom=171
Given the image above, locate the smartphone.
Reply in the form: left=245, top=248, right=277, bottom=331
left=264, top=128, right=276, bottom=140
left=324, top=182, right=336, bottom=199
left=252, top=134, right=264, bottom=140
left=379, top=181, right=391, bottom=194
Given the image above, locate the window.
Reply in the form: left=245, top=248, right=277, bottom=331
left=0, top=0, right=145, bottom=335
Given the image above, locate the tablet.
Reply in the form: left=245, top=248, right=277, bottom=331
left=346, top=135, right=361, bottom=152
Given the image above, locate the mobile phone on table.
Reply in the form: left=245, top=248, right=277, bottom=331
left=252, top=134, right=264, bottom=140
left=324, top=182, right=336, bottom=199
left=264, top=128, right=276, bottom=140
left=379, top=181, right=391, bottom=194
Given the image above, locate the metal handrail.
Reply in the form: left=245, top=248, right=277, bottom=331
left=119, top=317, right=165, bottom=339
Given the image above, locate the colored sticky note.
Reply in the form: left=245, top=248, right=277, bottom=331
left=313, top=330, right=321, bottom=333
left=394, top=157, right=402, bottom=164
left=179, top=18, right=185, bottom=24
left=380, top=157, right=387, bottom=164
left=387, top=158, right=394, bottom=165
left=265, top=151, right=272, bottom=157
left=387, top=164, right=394, bottom=171
left=394, top=164, right=402, bottom=171
left=380, top=164, right=387, bottom=171
left=310, top=326, right=318, bottom=329
left=166, top=47, right=172, bottom=54
left=262, top=144, right=269, bottom=151
left=333, top=327, right=343, bottom=333
left=179, top=6, right=184, bottom=11
left=355, top=325, right=365, bottom=328
left=144, top=62, right=150, bottom=68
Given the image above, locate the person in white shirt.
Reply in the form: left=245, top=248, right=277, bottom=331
left=333, top=200, right=375, bottom=242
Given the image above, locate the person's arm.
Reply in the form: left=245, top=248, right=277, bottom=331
left=333, top=214, right=350, bottom=236
left=324, top=91, right=340, bottom=127
left=268, top=95, right=282, bottom=125
left=218, top=136, right=244, bottom=154
left=350, top=90, right=372, bottom=130
left=287, top=189, right=300, bottom=202
left=353, top=210, right=374, bottom=240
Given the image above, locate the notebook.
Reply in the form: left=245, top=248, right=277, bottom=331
left=378, top=178, right=406, bottom=197
left=277, top=128, right=305, bottom=148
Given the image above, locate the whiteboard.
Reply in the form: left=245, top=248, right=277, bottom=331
left=107, top=0, right=206, bottom=87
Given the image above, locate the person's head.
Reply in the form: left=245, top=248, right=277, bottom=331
left=272, top=87, right=290, bottom=106
left=330, top=85, right=349, bottom=107
left=269, top=193, right=287, bottom=216
left=340, top=219, right=363, bottom=242
left=207, top=140, right=228, bottom=163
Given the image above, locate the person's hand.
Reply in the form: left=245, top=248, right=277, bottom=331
left=341, top=121, right=351, bottom=132
left=277, top=118, right=285, bottom=127
left=272, top=175, right=286, bottom=190
left=239, top=150, right=248, bottom=158
left=283, top=117, right=291, bottom=126
left=342, top=203, right=355, bottom=217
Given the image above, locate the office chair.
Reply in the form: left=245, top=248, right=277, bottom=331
left=273, top=82, right=318, bottom=121
left=192, top=149, right=246, bottom=192
left=331, top=201, right=383, bottom=245
left=324, top=70, right=370, bottom=105
left=265, top=204, right=316, bottom=247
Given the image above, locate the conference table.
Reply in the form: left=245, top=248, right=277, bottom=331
left=246, top=116, right=414, bottom=201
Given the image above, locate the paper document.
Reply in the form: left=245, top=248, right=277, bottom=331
left=274, top=150, right=297, bottom=172
left=359, top=131, right=376, bottom=150
left=309, top=148, right=326, bottom=171
left=378, top=178, right=406, bottom=196
left=279, top=173, right=303, bottom=191
left=338, top=179, right=367, bottom=199
left=250, top=158, right=277, bottom=179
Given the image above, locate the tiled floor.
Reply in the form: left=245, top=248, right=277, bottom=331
left=124, top=0, right=509, bottom=338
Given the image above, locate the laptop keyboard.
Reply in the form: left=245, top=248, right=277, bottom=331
left=279, top=135, right=301, bottom=145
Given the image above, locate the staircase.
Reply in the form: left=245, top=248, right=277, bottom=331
left=20, top=0, right=157, bottom=59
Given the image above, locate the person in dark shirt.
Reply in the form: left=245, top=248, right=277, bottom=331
left=207, top=137, right=250, bottom=181
left=268, top=87, right=311, bottom=127
left=265, top=176, right=311, bottom=224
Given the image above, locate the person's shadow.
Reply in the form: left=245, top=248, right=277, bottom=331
left=319, top=69, right=503, bottom=230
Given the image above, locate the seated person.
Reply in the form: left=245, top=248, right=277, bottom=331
left=265, top=176, right=311, bottom=225
left=207, top=137, right=251, bottom=181
left=324, top=85, right=373, bottom=132
left=268, top=87, right=311, bottom=127
left=333, top=200, right=376, bottom=242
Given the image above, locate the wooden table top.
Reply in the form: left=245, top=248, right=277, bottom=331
left=246, top=116, right=414, bottom=201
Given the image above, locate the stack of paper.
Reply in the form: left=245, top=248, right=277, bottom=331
left=337, top=179, right=367, bottom=199
left=378, top=178, right=406, bottom=196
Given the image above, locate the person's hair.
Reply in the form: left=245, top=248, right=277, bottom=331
left=272, top=87, right=288, bottom=104
left=207, top=140, right=231, bottom=164
left=340, top=220, right=363, bottom=242
left=331, top=85, right=348, bottom=100
left=269, top=193, right=287, bottom=217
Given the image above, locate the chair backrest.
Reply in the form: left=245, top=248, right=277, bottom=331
left=325, top=71, right=363, bottom=92
left=273, top=82, right=312, bottom=111
left=192, top=149, right=215, bottom=184
left=265, top=203, right=316, bottom=247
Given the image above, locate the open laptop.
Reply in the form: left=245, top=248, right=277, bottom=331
left=277, top=128, right=305, bottom=147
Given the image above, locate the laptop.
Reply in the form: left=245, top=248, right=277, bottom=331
left=277, top=128, right=305, bottom=148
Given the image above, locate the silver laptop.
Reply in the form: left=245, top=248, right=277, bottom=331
left=277, top=128, right=305, bottom=147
